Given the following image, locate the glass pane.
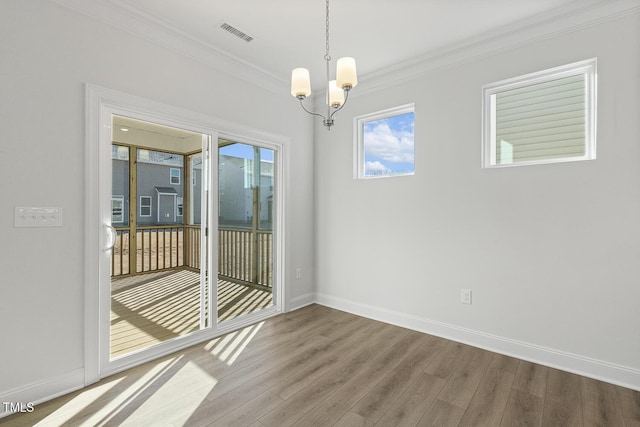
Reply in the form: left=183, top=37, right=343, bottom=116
left=188, top=152, right=208, bottom=327
left=111, top=197, right=124, bottom=223
left=109, top=114, right=207, bottom=360
left=218, top=142, right=275, bottom=323
left=491, top=70, right=590, bottom=166
left=111, top=145, right=130, bottom=277
left=482, top=58, right=597, bottom=167
left=259, top=148, right=274, bottom=231
left=189, top=155, right=203, bottom=225
left=136, top=149, right=184, bottom=227
left=363, top=111, right=415, bottom=177
left=219, top=143, right=254, bottom=228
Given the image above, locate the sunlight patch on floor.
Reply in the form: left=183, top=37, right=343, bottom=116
left=225, top=322, right=264, bottom=366
left=84, top=359, right=182, bottom=426
left=29, top=351, right=228, bottom=426
left=110, top=271, right=272, bottom=358
left=207, top=321, right=264, bottom=366
left=119, top=359, right=218, bottom=426
left=33, top=378, right=124, bottom=426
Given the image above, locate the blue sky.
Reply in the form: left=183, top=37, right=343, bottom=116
left=219, top=143, right=274, bottom=162
left=363, top=112, right=415, bottom=176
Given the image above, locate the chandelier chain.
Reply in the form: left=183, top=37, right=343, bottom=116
left=324, top=0, right=330, bottom=61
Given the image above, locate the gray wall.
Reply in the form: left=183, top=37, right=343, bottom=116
left=219, top=156, right=250, bottom=226
left=113, top=160, right=199, bottom=226
left=315, top=12, right=640, bottom=388
left=136, top=163, right=183, bottom=225
left=218, top=155, right=274, bottom=228
left=111, top=159, right=129, bottom=225
left=0, top=0, right=314, bottom=402
left=192, top=168, right=202, bottom=225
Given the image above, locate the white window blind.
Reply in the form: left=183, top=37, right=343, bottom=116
left=483, top=59, right=596, bottom=168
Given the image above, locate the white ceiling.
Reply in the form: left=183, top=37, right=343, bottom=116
left=59, top=0, right=637, bottom=90
left=106, top=0, right=602, bottom=88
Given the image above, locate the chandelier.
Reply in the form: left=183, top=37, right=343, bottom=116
left=290, top=0, right=358, bottom=129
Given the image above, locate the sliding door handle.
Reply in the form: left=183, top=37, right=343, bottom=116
left=105, top=225, right=117, bottom=251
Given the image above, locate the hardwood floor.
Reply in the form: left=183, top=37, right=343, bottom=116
left=2, top=304, right=639, bottom=426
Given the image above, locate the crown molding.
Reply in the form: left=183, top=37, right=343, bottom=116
left=49, top=0, right=639, bottom=100
left=48, top=0, right=290, bottom=97
left=357, top=0, right=640, bottom=95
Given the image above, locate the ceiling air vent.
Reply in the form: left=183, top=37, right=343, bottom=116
left=219, top=22, right=254, bottom=43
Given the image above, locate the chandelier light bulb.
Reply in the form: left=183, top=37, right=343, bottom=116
left=328, top=80, right=345, bottom=107
left=291, top=68, right=311, bottom=98
left=336, top=57, right=358, bottom=90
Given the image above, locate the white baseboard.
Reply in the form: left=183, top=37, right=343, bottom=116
left=289, top=292, right=315, bottom=311
left=0, top=368, right=85, bottom=419
left=315, top=292, right=640, bottom=392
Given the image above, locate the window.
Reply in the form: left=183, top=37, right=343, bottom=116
left=140, top=196, right=151, bottom=217
left=355, top=104, right=415, bottom=179
left=177, top=197, right=183, bottom=217
left=170, top=168, right=181, bottom=185
left=111, top=196, right=124, bottom=223
left=482, top=58, right=596, bottom=168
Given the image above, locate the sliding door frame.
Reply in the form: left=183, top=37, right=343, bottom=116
left=85, top=84, right=287, bottom=385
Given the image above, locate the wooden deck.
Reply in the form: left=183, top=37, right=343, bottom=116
left=111, top=269, right=273, bottom=358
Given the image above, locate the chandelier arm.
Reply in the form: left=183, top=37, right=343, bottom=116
left=329, top=89, right=350, bottom=120
left=299, top=98, right=328, bottom=121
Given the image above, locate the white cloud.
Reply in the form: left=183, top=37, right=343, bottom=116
left=365, top=160, right=391, bottom=175
left=364, top=121, right=414, bottom=164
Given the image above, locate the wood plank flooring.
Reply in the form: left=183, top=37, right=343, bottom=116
left=111, top=270, right=273, bottom=357
left=2, top=304, right=639, bottom=426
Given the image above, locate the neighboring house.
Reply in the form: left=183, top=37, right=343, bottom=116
left=111, top=146, right=184, bottom=226
left=218, top=154, right=274, bottom=229
left=112, top=147, right=272, bottom=229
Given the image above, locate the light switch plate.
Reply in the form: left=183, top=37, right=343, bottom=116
left=15, top=207, right=63, bottom=227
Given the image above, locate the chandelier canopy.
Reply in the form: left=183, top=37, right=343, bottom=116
left=290, top=0, right=357, bottom=129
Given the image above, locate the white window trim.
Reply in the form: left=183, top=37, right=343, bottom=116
left=482, top=58, right=597, bottom=168
left=354, top=103, right=415, bottom=179
left=111, top=195, right=124, bottom=223
left=170, top=167, right=181, bottom=185
left=139, top=196, right=152, bottom=217
left=177, top=196, right=183, bottom=217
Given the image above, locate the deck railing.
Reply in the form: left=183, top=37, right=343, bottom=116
left=218, top=227, right=273, bottom=287
left=111, top=225, right=272, bottom=287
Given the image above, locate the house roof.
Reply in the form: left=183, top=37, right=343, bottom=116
left=155, top=187, right=178, bottom=195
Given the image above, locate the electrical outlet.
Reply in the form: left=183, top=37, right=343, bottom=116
left=295, top=268, right=302, bottom=279
left=461, top=289, right=472, bottom=304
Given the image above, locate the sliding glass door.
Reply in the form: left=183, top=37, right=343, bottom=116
left=105, top=115, right=211, bottom=365
left=217, top=141, right=276, bottom=323
left=89, top=85, right=284, bottom=382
